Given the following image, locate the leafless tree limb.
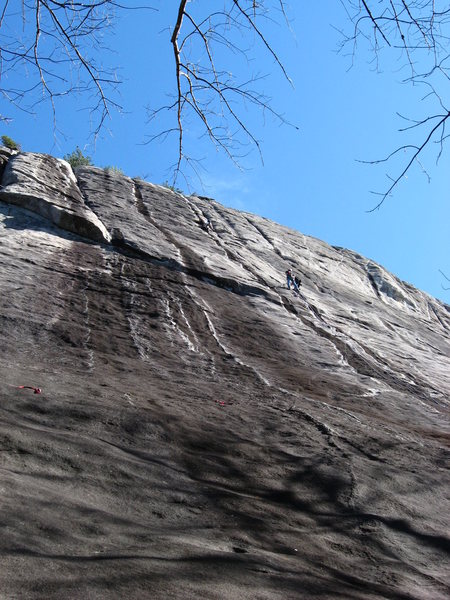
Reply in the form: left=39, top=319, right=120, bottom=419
left=438, top=269, right=450, bottom=290
left=147, top=0, right=295, bottom=184
left=367, top=108, right=450, bottom=211
left=0, top=1, right=155, bottom=131
left=0, top=2, right=294, bottom=184
left=341, top=1, right=450, bottom=207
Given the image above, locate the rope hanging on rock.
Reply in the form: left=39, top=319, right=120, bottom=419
left=17, top=385, right=42, bottom=394
left=6, top=383, right=42, bottom=394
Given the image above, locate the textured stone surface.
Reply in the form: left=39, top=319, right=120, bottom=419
left=0, top=146, right=15, bottom=180
left=0, top=151, right=449, bottom=599
left=0, top=152, right=110, bottom=243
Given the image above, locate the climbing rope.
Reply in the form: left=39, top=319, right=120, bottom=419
left=6, top=383, right=42, bottom=394
left=17, top=385, right=42, bottom=394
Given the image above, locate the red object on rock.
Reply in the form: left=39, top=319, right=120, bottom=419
left=18, top=385, right=41, bottom=394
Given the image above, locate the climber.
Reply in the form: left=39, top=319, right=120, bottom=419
left=285, top=269, right=299, bottom=292
left=294, top=275, right=301, bottom=289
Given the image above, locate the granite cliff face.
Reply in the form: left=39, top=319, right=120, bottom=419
left=0, top=150, right=449, bottom=599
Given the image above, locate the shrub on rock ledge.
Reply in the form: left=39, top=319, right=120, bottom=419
left=1, top=135, right=21, bottom=151
left=64, top=147, right=92, bottom=168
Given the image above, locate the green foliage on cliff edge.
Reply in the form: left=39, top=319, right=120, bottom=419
left=64, top=147, right=92, bottom=168
left=103, top=165, right=123, bottom=175
left=1, top=135, right=21, bottom=151
left=161, top=180, right=183, bottom=194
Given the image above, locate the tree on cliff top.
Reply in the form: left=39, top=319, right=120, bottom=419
left=0, top=1, right=449, bottom=205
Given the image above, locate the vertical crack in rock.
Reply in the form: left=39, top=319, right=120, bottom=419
left=132, top=180, right=188, bottom=269
left=79, top=282, right=94, bottom=373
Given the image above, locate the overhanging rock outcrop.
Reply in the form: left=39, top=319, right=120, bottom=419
left=0, top=152, right=111, bottom=243
left=0, top=149, right=449, bottom=600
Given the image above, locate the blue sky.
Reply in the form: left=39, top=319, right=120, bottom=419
left=1, top=1, right=449, bottom=303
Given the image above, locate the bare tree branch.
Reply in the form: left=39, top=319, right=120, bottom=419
left=438, top=269, right=450, bottom=290
left=341, top=1, right=450, bottom=207
left=147, top=0, right=295, bottom=184
left=0, top=1, right=155, bottom=132
left=367, top=108, right=450, bottom=211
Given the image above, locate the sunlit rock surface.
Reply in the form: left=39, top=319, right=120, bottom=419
left=0, top=152, right=111, bottom=243
left=0, top=150, right=449, bottom=599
